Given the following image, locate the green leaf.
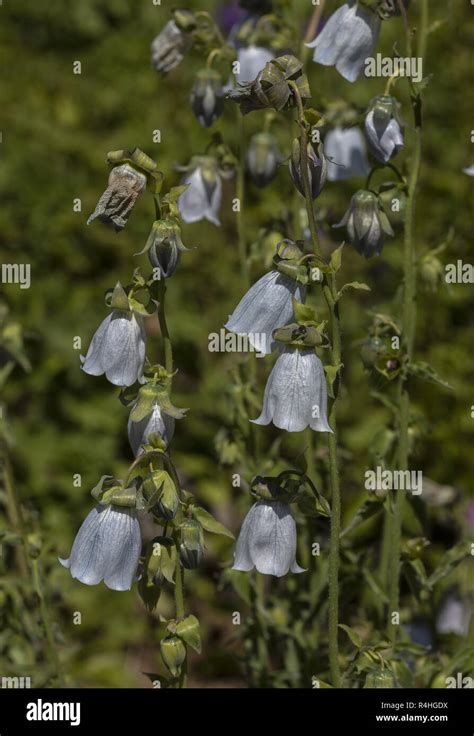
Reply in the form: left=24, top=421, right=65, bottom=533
left=176, top=615, right=201, bottom=654
left=337, top=281, right=371, bottom=300
left=407, top=361, right=453, bottom=390
left=427, top=541, right=472, bottom=587
left=324, top=362, right=343, bottom=399
left=338, top=624, right=362, bottom=649
left=340, top=499, right=383, bottom=538
left=191, top=506, right=234, bottom=539
left=330, top=243, right=344, bottom=273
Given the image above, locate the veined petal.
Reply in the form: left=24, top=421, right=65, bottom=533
left=236, top=46, right=274, bottom=83
left=103, top=312, right=146, bottom=387
left=225, top=271, right=305, bottom=355
left=206, top=173, right=222, bottom=226
left=336, top=6, right=381, bottom=83
left=81, top=313, right=114, bottom=377
left=307, top=4, right=351, bottom=66
left=128, top=403, right=175, bottom=456
left=250, top=501, right=303, bottom=577
left=232, top=507, right=255, bottom=572
left=179, top=169, right=208, bottom=223
left=379, top=118, right=404, bottom=161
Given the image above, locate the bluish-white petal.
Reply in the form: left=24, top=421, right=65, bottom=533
left=128, top=403, right=175, bottom=456
left=64, top=505, right=112, bottom=586
left=225, top=271, right=305, bottom=355
left=81, top=313, right=114, bottom=377
left=379, top=118, right=404, bottom=161
left=306, top=4, right=350, bottom=66
left=102, top=312, right=146, bottom=387
left=237, top=46, right=274, bottom=83
left=325, top=126, right=369, bottom=180
left=336, top=6, right=381, bottom=83
left=232, top=506, right=255, bottom=572
left=206, top=173, right=222, bottom=226
left=179, top=169, right=208, bottom=223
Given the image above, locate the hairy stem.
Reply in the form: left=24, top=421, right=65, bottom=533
left=31, top=557, right=65, bottom=686
left=388, top=0, right=427, bottom=642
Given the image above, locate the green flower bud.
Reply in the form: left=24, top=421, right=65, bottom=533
left=179, top=519, right=203, bottom=570
left=289, top=137, right=327, bottom=200
left=160, top=635, right=186, bottom=677
left=334, top=190, right=394, bottom=258
left=140, top=219, right=189, bottom=278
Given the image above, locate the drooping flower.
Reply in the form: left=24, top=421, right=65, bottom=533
left=233, top=500, right=305, bottom=577
left=252, top=347, right=332, bottom=432
left=236, top=45, right=274, bottom=83
left=151, top=18, right=192, bottom=75
left=81, top=283, right=146, bottom=387
left=289, top=137, right=327, bottom=199
left=334, top=189, right=394, bottom=258
left=246, top=132, right=282, bottom=187
left=190, top=69, right=225, bottom=128
left=60, top=504, right=142, bottom=591
left=436, top=593, right=472, bottom=637
left=87, top=164, right=147, bottom=232
left=365, top=95, right=404, bottom=163
left=128, top=403, right=175, bottom=457
left=225, top=241, right=306, bottom=355
left=324, top=126, right=369, bottom=181
left=141, top=219, right=189, bottom=278
left=178, top=156, right=226, bottom=226
left=306, top=2, right=381, bottom=83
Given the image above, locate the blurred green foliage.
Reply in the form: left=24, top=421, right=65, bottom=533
left=0, top=0, right=473, bottom=687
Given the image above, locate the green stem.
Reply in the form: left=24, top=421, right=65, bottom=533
left=387, top=0, right=427, bottom=642
left=31, top=557, right=65, bottom=686
left=1, top=453, right=29, bottom=577
left=158, top=279, right=173, bottom=380
left=290, top=79, right=342, bottom=686
left=236, top=113, right=248, bottom=285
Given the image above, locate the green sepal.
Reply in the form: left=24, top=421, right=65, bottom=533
left=330, top=243, right=344, bottom=273
left=176, top=615, right=202, bottom=654
left=292, top=299, right=318, bottom=326
left=191, top=505, right=234, bottom=539
left=338, top=624, right=362, bottom=649
left=407, top=361, right=453, bottom=390
left=337, top=281, right=371, bottom=300
left=324, top=363, right=343, bottom=398
left=149, top=536, right=177, bottom=585
left=101, top=484, right=137, bottom=508
left=90, top=475, right=118, bottom=502
left=110, top=282, right=130, bottom=311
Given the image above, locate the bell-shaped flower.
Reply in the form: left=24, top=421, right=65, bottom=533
left=236, top=45, right=274, bottom=83
left=334, top=189, right=394, bottom=258
left=365, top=95, right=404, bottom=163
left=225, top=242, right=306, bottom=355
left=252, top=347, right=332, bottom=432
left=178, top=156, right=226, bottom=226
left=324, top=126, right=369, bottom=181
left=306, top=2, right=381, bottom=83
left=140, top=219, right=189, bottom=278
left=81, top=283, right=146, bottom=387
left=289, top=137, right=327, bottom=199
left=128, top=403, right=175, bottom=457
left=190, top=69, right=225, bottom=128
left=60, top=504, right=142, bottom=591
left=151, top=15, right=194, bottom=75
left=87, top=164, right=147, bottom=232
left=233, top=500, right=305, bottom=577
left=246, top=132, right=282, bottom=188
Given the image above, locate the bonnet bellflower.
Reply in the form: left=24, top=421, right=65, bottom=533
left=81, top=283, right=146, bottom=387
left=252, top=347, right=332, bottom=433
left=365, top=95, right=404, bottom=163
left=178, top=156, right=226, bottom=226
left=190, top=69, right=225, bottom=128
left=87, top=164, right=147, bottom=232
left=334, top=189, right=394, bottom=258
left=324, top=126, right=370, bottom=181
left=233, top=500, right=305, bottom=577
left=225, top=241, right=306, bottom=355
left=306, top=2, right=381, bottom=83
left=60, top=504, right=142, bottom=591
left=128, top=403, right=175, bottom=457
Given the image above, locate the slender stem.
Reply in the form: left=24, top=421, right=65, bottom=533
left=236, top=113, right=248, bottom=285
left=1, top=453, right=29, bottom=577
left=387, top=0, right=427, bottom=642
left=31, top=557, right=65, bottom=686
left=158, top=279, right=173, bottom=380
left=290, top=80, right=341, bottom=686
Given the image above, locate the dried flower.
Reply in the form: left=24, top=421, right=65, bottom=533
left=151, top=20, right=191, bottom=75
left=60, top=504, right=141, bottom=591
left=236, top=45, right=274, bottom=83
left=87, top=164, right=147, bottom=232
left=233, top=500, right=305, bottom=577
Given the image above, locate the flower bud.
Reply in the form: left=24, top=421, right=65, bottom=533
left=420, top=253, right=444, bottom=292
left=334, top=190, right=394, bottom=258
left=289, top=137, right=327, bottom=200
left=179, top=519, right=203, bottom=570
left=160, top=635, right=186, bottom=677
left=143, top=219, right=189, bottom=278
left=246, top=132, right=281, bottom=187
left=365, top=95, right=404, bottom=164
left=190, top=69, right=225, bottom=128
